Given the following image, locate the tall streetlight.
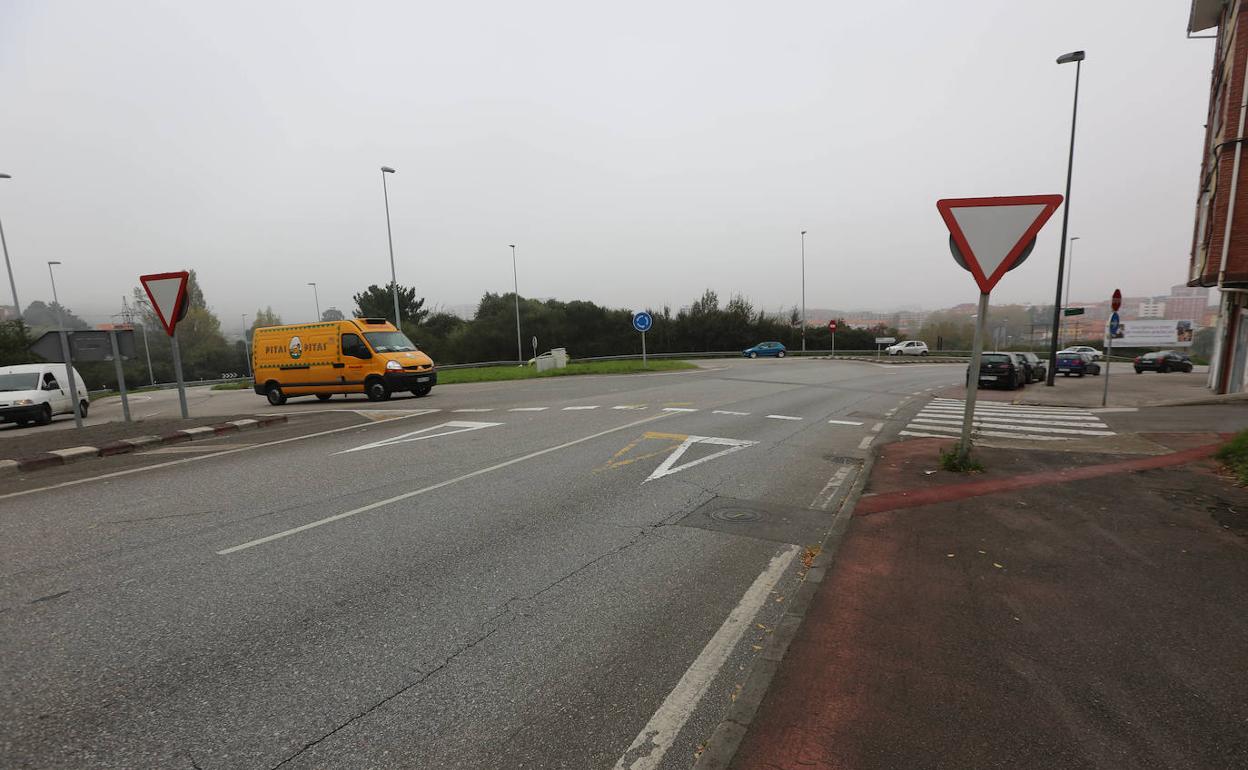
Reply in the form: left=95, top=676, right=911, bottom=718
left=241, top=313, right=252, bottom=378
left=47, top=261, right=83, bottom=428
left=1062, top=236, right=1080, bottom=344
left=800, top=230, right=807, bottom=353
left=1046, top=50, right=1085, bottom=386
left=510, top=244, right=522, bottom=363
left=380, top=166, right=401, bottom=327
left=0, top=173, right=21, bottom=321
left=308, top=282, right=321, bottom=321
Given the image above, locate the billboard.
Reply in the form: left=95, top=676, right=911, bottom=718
left=1107, top=319, right=1194, bottom=348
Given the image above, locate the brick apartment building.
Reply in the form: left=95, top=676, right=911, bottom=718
left=1189, top=1, right=1248, bottom=393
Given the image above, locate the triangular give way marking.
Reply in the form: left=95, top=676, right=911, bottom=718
left=336, top=421, right=501, bottom=454
left=936, top=195, right=1062, bottom=293
left=644, top=435, right=758, bottom=483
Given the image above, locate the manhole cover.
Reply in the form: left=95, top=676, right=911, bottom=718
left=710, top=509, right=762, bottom=523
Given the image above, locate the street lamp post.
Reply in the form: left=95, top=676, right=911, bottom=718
left=46, top=261, right=83, bottom=428
left=380, top=166, right=401, bottom=327
left=242, top=313, right=252, bottom=378
left=510, top=244, right=522, bottom=364
left=308, top=282, right=320, bottom=321
left=0, top=173, right=21, bottom=321
left=800, top=230, right=807, bottom=353
left=1062, top=236, right=1080, bottom=344
left=1046, top=50, right=1085, bottom=386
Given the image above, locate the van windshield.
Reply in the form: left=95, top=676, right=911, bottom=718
left=0, top=373, right=40, bottom=391
left=363, top=331, right=417, bottom=353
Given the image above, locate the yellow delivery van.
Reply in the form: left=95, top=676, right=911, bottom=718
left=251, top=318, right=436, bottom=405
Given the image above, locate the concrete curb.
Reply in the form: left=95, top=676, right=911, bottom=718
left=0, top=416, right=287, bottom=477
left=693, top=435, right=881, bottom=770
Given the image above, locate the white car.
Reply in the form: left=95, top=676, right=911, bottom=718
left=0, top=363, right=89, bottom=427
left=885, top=340, right=929, bottom=356
left=1058, top=345, right=1103, bottom=361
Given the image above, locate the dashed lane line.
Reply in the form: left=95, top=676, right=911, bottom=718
left=827, top=419, right=864, bottom=426
left=765, top=415, right=802, bottom=421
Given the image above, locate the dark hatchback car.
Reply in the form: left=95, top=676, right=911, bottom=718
left=1134, top=350, right=1193, bottom=373
left=1056, top=352, right=1101, bottom=377
left=1009, top=351, right=1046, bottom=383
left=970, top=352, right=1026, bottom=389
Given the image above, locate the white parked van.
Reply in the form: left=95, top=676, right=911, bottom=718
left=0, top=364, right=89, bottom=427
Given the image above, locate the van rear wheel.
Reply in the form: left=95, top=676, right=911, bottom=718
left=36, top=404, right=52, bottom=425
left=365, top=378, right=391, bottom=402
left=78, top=400, right=89, bottom=418
left=316, top=393, right=333, bottom=401
left=266, top=384, right=287, bottom=406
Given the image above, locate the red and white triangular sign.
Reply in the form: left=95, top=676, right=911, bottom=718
left=140, top=271, right=190, bottom=336
left=936, top=195, right=1063, bottom=293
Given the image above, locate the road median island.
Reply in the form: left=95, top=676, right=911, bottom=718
left=0, top=414, right=289, bottom=476
left=726, top=430, right=1248, bottom=770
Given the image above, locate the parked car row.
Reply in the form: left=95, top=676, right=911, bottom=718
left=1133, top=350, right=1193, bottom=373
left=971, top=351, right=1049, bottom=390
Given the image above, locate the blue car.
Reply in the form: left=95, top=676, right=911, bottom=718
left=743, top=341, right=787, bottom=359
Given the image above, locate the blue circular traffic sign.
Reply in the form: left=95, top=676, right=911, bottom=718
left=632, top=311, right=653, bottom=333
left=1109, top=312, right=1120, bottom=336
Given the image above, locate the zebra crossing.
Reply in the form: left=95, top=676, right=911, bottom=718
left=900, top=398, right=1115, bottom=442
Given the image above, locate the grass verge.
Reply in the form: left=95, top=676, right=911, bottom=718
left=1215, top=430, right=1248, bottom=484
left=211, top=380, right=255, bottom=390
left=438, top=359, right=696, bottom=384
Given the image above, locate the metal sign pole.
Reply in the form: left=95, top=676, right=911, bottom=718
left=960, top=292, right=990, bottom=461
left=109, top=329, right=132, bottom=422
left=642, top=330, right=647, bottom=369
left=170, top=330, right=189, bottom=418
left=55, top=330, right=84, bottom=429
left=831, top=328, right=836, bottom=359
left=1102, top=334, right=1112, bottom=407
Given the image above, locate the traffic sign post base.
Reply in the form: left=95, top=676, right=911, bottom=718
left=170, top=332, right=189, bottom=419
left=108, top=329, right=132, bottom=423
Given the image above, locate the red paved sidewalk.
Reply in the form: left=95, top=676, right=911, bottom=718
left=732, top=437, right=1248, bottom=770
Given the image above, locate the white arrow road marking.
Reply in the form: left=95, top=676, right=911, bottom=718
left=643, top=435, right=757, bottom=483
left=335, top=421, right=502, bottom=454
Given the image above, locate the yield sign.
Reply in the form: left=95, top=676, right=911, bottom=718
left=936, top=195, right=1063, bottom=293
left=140, top=271, right=191, bottom=336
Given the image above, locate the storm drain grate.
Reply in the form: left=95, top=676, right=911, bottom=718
left=709, top=509, right=763, bottom=523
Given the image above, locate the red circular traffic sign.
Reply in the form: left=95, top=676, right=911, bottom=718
left=1111, top=289, right=1122, bottom=312
left=828, top=321, right=837, bottom=332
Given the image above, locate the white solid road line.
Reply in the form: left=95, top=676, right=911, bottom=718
left=661, top=407, right=698, bottom=413
left=613, top=546, right=799, bottom=770
left=712, top=410, right=750, bottom=416
left=562, top=405, right=600, bottom=410
left=827, top=419, right=864, bottom=426
left=765, top=414, right=802, bottom=421
left=508, top=407, right=549, bottom=412
left=858, top=436, right=875, bottom=449
left=0, top=411, right=440, bottom=503
left=451, top=408, right=495, bottom=413
left=217, top=412, right=672, bottom=555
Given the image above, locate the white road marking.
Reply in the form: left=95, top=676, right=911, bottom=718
left=901, top=423, right=1074, bottom=441
left=0, top=412, right=437, bottom=503
left=613, top=405, right=648, bottom=410
left=910, top=417, right=1114, bottom=436
left=858, top=436, right=875, bottom=449
left=452, top=408, right=495, bottom=413
left=929, top=398, right=1094, bottom=415
left=336, top=421, right=502, bottom=454
left=812, top=465, right=854, bottom=510
left=871, top=422, right=884, bottom=433
left=661, top=407, right=698, bottom=413
left=508, top=406, right=549, bottom=412
left=827, top=419, right=863, bottom=426
left=920, top=404, right=1100, bottom=420
left=1091, top=407, right=1139, bottom=413
left=883, top=409, right=896, bottom=417
left=712, top=410, right=750, bottom=416
left=643, top=435, right=757, bottom=483
left=612, top=546, right=799, bottom=770
left=217, top=412, right=672, bottom=554
left=562, top=406, right=600, bottom=410
left=916, top=411, right=1107, bottom=428
left=900, top=430, right=956, bottom=439
left=765, top=414, right=802, bottom=421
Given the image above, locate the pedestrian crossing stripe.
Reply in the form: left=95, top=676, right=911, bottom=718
left=903, top=399, right=1115, bottom=442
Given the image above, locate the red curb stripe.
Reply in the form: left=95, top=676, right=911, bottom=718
left=98, top=441, right=136, bottom=457
left=17, top=454, right=65, bottom=471
left=854, top=442, right=1222, bottom=517
left=159, top=432, right=191, bottom=444
left=212, top=423, right=240, bottom=435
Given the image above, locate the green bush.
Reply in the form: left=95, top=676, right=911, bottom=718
left=1215, top=431, right=1248, bottom=484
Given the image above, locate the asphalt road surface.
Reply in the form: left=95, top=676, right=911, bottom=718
left=1, top=359, right=962, bottom=769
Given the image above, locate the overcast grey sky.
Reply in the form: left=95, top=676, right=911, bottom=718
left=0, top=0, right=1212, bottom=327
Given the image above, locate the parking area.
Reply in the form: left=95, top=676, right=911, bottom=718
left=938, top=363, right=1219, bottom=408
